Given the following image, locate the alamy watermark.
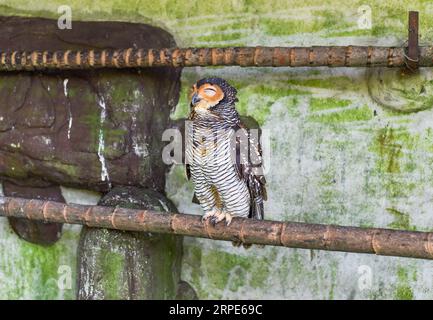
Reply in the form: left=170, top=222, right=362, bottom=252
left=57, top=5, right=72, bottom=30
left=357, top=5, right=372, bottom=30
left=161, top=121, right=271, bottom=175
left=357, top=265, right=373, bottom=291
left=57, top=265, right=72, bottom=290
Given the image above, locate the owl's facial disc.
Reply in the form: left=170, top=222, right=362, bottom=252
left=190, top=83, right=224, bottom=113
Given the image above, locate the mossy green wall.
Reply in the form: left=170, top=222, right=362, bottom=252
left=1, top=0, right=433, bottom=299
left=0, top=185, right=100, bottom=299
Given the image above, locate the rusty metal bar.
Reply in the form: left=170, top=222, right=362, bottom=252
left=1, top=196, right=433, bottom=260
left=406, top=11, right=419, bottom=71
left=0, top=11, right=424, bottom=71
left=0, top=45, right=433, bottom=71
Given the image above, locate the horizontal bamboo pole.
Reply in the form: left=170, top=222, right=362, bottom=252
left=0, top=196, right=433, bottom=260
left=0, top=46, right=430, bottom=71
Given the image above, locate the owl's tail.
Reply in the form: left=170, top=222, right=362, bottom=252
left=234, top=197, right=265, bottom=249
left=249, top=196, right=265, bottom=220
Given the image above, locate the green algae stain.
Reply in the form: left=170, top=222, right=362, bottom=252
left=235, top=85, right=308, bottom=124
left=328, top=260, right=338, bottom=300
left=368, top=68, right=433, bottom=114
left=372, top=127, right=418, bottom=174
left=308, top=105, right=372, bottom=123
left=260, top=10, right=350, bottom=36
left=151, top=235, right=183, bottom=300
left=369, top=126, right=420, bottom=199
left=203, top=250, right=250, bottom=290
left=171, top=87, right=191, bottom=120
left=81, top=111, right=127, bottom=158
left=8, top=229, right=80, bottom=300
left=394, top=267, right=414, bottom=300
left=260, top=18, right=308, bottom=36
left=287, top=76, right=357, bottom=91
left=373, top=127, right=403, bottom=174
left=325, top=28, right=373, bottom=38
left=386, top=208, right=416, bottom=231
left=185, top=245, right=270, bottom=298
left=82, top=111, right=102, bottom=151
left=98, top=250, right=126, bottom=299
left=395, top=285, right=414, bottom=300
left=20, top=245, right=62, bottom=299
left=1, top=155, right=29, bottom=179
left=47, top=162, right=79, bottom=177
left=197, top=32, right=245, bottom=43
left=102, top=128, right=128, bottom=158
left=17, top=230, right=78, bottom=300
left=309, top=97, right=351, bottom=112
left=185, top=245, right=205, bottom=296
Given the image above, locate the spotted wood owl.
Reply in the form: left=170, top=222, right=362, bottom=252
left=185, top=77, right=267, bottom=227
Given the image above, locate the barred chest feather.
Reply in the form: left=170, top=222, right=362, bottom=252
left=187, top=122, right=235, bottom=170
left=186, top=118, right=251, bottom=218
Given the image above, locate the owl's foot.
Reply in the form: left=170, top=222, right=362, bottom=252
left=232, top=241, right=252, bottom=249
left=210, top=212, right=233, bottom=226
left=209, top=210, right=228, bottom=226
left=202, top=209, right=220, bottom=223
left=203, top=211, right=233, bottom=226
left=224, top=213, right=233, bottom=226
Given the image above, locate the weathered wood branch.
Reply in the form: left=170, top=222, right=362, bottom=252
left=1, top=196, right=433, bottom=260
left=1, top=46, right=433, bottom=71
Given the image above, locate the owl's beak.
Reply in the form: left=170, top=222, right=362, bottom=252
left=191, top=93, right=202, bottom=106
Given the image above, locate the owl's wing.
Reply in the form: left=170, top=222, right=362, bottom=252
left=186, top=163, right=191, bottom=180
left=233, top=122, right=267, bottom=220
left=186, top=164, right=200, bottom=204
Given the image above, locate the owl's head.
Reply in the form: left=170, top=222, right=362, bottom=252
left=189, top=77, right=238, bottom=116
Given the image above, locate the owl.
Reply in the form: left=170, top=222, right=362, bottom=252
left=185, top=77, right=267, bottom=227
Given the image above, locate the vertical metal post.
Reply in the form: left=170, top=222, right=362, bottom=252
left=407, top=11, right=419, bottom=71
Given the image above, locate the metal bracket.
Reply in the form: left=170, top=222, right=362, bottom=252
left=406, top=11, right=419, bottom=72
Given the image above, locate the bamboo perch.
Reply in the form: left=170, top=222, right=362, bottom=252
left=1, top=196, right=433, bottom=260
left=0, top=46, right=433, bottom=71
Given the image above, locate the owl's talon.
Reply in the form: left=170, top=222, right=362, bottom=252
left=210, top=217, right=217, bottom=226
left=202, top=211, right=233, bottom=226
left=225, top=213, right=233, bottom=226
left=232, top=240, right=242, bottom=247
left=208, top=210, right=226, bottom=226
left=202, top=210, right=216, bottom=223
